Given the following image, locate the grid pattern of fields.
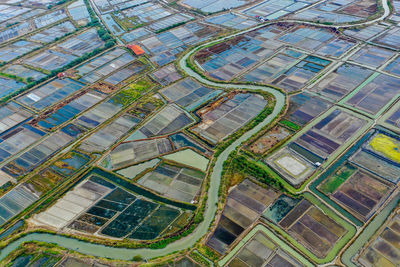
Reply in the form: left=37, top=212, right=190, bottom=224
left=207, top=179, right=278, bottom=254
left=160, top=78, right=222, bottom=111
left=358, top=214, right=400, bottom=266
left=138, top=163, right=205, bottom=203
left=32, top=175, right=183, bottom=240
left=268, top=109, right=367, bottom=186
left=109, top=137, right=174, bottom=169
left=193, top=93, right=267, bottom=144
left=227, top=231, right=305, bottom=267
left=318, top=163, right=394, bottom=222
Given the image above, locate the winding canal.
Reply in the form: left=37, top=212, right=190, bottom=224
left=0, top=34, right=286, bottom=262
left=0, top=0, right=392, bottom=260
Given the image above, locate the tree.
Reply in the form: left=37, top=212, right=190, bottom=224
left=132, top=255, right=143, bottom=261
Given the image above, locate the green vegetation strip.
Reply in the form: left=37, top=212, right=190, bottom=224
left=230, top=155, right=287, bottom=193
left=267, top=192, right=356, bottom=264
left=218, top=224, right=313, bottom=267
left=280, top=120, right=301, bottom=131
left=251, top=160, right=317, bottom=195
left=189, top=251, right=211, bottom=267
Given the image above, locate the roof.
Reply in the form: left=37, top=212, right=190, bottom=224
left=128, top=44, right=145, bottom=55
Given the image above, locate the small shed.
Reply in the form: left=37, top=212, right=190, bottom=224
left=127, top=44, right=145, bottom=55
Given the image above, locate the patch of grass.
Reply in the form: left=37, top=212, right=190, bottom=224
left=26, top=169, right=64, bottom=195
left=190, top=251, right=211, bottom=266
left=111, top=77, right=154, bottom=107
left=319, top=163, right=357, bottom=194
left=336, top=164, right=356, bottom=180
left=112, top=14, right=144, bottom=31
left=280, top=119, right=301, bottom=131
left=319, top=175, right=345, bottom=194
left=0, top=72, right=25, bottom=83
left=231, top=155, right=287, bottom=193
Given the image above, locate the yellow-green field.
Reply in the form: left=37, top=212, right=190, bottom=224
left=370, top=133, right=400, bottom=164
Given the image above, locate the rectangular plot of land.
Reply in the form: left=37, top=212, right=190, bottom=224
left=286, top=92, right=333, bottom=126
left=0, top=124, right=45, bottom=163
left=332, top=169, right=393, bottom=221
left=268, top=147, right=315, bottom=186
left=160, top=78, right=221, bottom=110
left=136, top=104, right=194, bottom=138
left=351, top=150, right=400, bottom=184
left=350, top=45, right=395, bottom=68
left=129, top=205, right=180, bottom=240
left=226, top=198, right=260, bottom=222
left=69, top=220, right=99, bottom=234
left=279, top=199, right=312, bottom=228
left=289, top=221, right=331, bottom=258
left=242, top=50, right=300, bottom=84
left=109, top=137, right=173, bottom=169
left=295, top=109, right=367, bottom=159
left=298, top=214, right=340, bottom=244
left=152, top=64, right=182, bottom=86
left=236, top=179, right=279, bottom=207
left=384, top=55, right=400, bottom=76
left=79, top=114, right=139, bottom=153
left=0, top=101, right=32, bottom=134
left=100, top=199, right=159, bottom=238
left=271, top=56, right=331, bottom=93
left=219, top=215, right=245, bottom=236
left=316, top=37, right=357, bottom=58
left=345, top=74, right=400, bottom=115
left=227, top=231, right=304, bottom=267
left=229, top=189, right=267, bottom=213
left=277, top=202, right=348, bottom=258
left=16, top=78, right=84, bottom=110
left=385, top=105, right=400, bottom=130
left=30, top=179, right=112, bottom=230
left=311, top=63, right=373, bottom=101
left=193, top=93, right=268, bottom=144
left=207, top=179, right=279, bottom=254
left=372, top=26, right=400, bottom=50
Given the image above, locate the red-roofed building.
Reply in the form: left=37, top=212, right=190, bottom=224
left=127, top=44, right=145, bottom=55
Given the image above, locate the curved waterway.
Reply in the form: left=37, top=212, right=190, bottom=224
left=0, top=0, right=393, bottom=255
left=0, top=39, right=285, bottom=262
